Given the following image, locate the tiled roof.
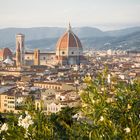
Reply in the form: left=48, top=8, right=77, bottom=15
left=0, top=48, right=12, bottom=59
left=56, top=29, right=82, bottom=49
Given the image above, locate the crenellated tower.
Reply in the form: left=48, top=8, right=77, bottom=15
left=16, top=34, right=25, bottom=67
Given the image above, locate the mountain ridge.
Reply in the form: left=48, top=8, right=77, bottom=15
left=0, top=26, right=140, bottom=51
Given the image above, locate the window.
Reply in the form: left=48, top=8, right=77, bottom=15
left=72, top=52, right=74, bottom=54
left=62, top=52, right=65, bottom=54
left=8, top=101, right=15, bottom=104
left=43, top=57, right=46, bottom=60
left=8, top=97, right=14, bottom=99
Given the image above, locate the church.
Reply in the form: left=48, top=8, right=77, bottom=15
left=15, top=24, right=86, bottom=67
left=55, top=23, right=86, bottom=65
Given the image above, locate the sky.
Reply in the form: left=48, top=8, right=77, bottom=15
left=0, top=0, right=140, bottom=30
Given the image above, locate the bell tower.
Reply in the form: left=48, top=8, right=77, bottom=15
left=16, top=34, right=25, bottom=67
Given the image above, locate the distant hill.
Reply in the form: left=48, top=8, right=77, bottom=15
left=73, top=27, right=105, bottom=38
left=0, top=26, right=140, bottom=51
left=80, top=31, right=140, bottom=50
left=105, top=27, right=140, bottom=37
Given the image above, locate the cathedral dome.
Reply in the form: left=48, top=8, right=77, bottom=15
left=56, top=24, right=82, bottom=50
left=55, top=23, right=85, bottom=65
left=0, top=48, right=12, bottom=61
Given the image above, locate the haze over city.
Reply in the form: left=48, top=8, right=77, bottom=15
left=0, top=0, right=140, bottom=30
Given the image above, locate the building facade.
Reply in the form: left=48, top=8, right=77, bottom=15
left=25, top=52, right=55, bottom=66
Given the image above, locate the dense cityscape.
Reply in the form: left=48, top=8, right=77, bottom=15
left=0, top=24, right=139, bottom=114
left=0, top=0, right=140, bottom=139
left=0, top=24, right=140, bottom=139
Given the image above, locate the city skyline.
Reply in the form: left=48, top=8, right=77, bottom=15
left=0, top=0, right=140, bottom=30
left=0, top=1, right=140, bottom=139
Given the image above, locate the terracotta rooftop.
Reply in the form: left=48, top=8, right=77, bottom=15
left=56, top=25, right=82, bottom=49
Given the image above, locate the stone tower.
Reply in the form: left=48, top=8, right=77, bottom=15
left=16, top=34, right=25, bottom=67
left=34, top=49, right=40, bottom=65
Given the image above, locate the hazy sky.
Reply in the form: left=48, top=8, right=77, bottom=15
left=0, top=0, right=140, bottom=30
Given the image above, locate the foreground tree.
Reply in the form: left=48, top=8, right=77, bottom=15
left=0, top=71, right=140, bottom=139
left=80, top=71, right=140, bottom=140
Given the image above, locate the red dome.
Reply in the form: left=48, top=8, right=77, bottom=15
left=55, top=24, right=85, bottom=65
left=0, top=48, right=12, bottom=60
left=56, top=26, right=82, bottom=49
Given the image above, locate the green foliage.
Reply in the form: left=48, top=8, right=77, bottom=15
left=49, top=107, right=79, bottom=140
left=0, top=72, right=140, bottom=140
left=81, top=72, right=140, bottom=140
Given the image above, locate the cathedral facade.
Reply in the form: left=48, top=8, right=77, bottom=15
left=15, top=24, right=86, bottom=67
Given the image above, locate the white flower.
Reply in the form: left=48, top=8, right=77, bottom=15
left=18, top=113, right=34, bottom=130
left=124, top=127, right=131, bottom=133
left=26, top=114, right=31, bottom=120
left=0, top=123, right=8, bottom=133
left=72, top=114, right=79, bottom=120
left=19, top=115, right=22, bottom=120
left=25, top=111, right=29, bottom=115
left=100, top=116, right=104, bottom=121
